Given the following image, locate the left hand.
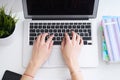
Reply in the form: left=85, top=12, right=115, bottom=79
left=30, top=33, right=54, bottom=68
left=24, top=33, right=54, bottom=76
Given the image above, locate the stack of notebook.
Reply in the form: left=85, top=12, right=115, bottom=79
left=101, top=16, right=120, bottom=63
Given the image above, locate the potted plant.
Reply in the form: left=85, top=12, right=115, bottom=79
left=0, top=7, right=18, bottom=45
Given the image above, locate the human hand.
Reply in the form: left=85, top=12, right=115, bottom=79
left=61, top=31, right=83, bottom=72
left=25, top=33, right=54, bottom=76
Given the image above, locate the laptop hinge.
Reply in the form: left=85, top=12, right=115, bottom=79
left=32, top=18, right=89, bottom=20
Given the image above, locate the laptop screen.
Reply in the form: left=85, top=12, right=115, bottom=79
left=23, top=0, right=99, bottom=19
left=27, top=0, right=94, bottom=15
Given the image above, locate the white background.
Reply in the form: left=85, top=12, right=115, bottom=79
left=0, top=0, right=120, bottom=80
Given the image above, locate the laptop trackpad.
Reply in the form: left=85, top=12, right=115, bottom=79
left=47, top=46, right=66, bottom=67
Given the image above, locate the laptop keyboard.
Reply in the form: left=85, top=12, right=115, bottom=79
left=29, top=22, right=92, bottom=45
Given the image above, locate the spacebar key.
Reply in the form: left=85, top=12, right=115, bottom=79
left=54, top=41, right=61, bottom=45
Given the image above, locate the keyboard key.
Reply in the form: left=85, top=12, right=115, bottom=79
left=79, top=29, right=82, bottom=32
left=47, top=26, right=50, bottom=28
left=78, top=23, right=82, bottom=25
left=57, top=23, right=60, bottom=25
left=55, top=33, right=58, bottom=36
left=81, top=25, right=84, bottom=28
left=56, top=26, right=59, bottom=28
left=61, top=23, right=64, bottom=25
left=69, top=26, right=72, bottom=28
left=80, top=33, right=83, bottom=36
left=66, top=29, right=69, bottom=32
left=73, top=26, right=76, bottom=28
left=39, top=23, right=42, bottom=25
left=71, top=29, right=74, bottom=32
left=65, top=23, right=69, bottom=25
left=30, top=25, right=33, bottom=28
left=84, top=41, right=87, bottom=45
left=45, top=29, right=48, bottom=32
left=54, top=29, right=57, bottom=32
left=54, top=41, right=61, bottom=45
left=83, top=29, right=87, bottom=32
left=50, top=33, right=54, bottom=36
left=86, top=25, right=91, bottom=28
left=34, top=26, right=37, bottom=28
left=88, top=43, right=92, bottom=45
left=39, top=26, right=42, bottom=28
left=57, top=37, right=60, bottom=40
left=85, top=33, right=88, bottom=36
left=88, top=29, right=91, bottom=32
left=36, top=29, right=39, bottom=32
left=41, top=29, right=44, bottom=32
left=30, top=23, right=33, bottom=26
left=59, top=33, right=62, bottom=36
left=87, top=23, right=91, bottom=25
left=83, top=23, right=86, bottom=25
left=75, top=29, right=78, bottom=32
left=48, top=23, right=51, bottom=25
left=58, top=29, right=61, bottom=32
left=60, top=26, right=63, bottom=28
left=64, top=26, right=67, bottom=29
left=43, top=23, right=47, bottom=25
left=83, top=37, right=92, bottom=40
left=70, top=23, right=73, bottom=25
left=34, top=23, right=38, bottom=25
left=30, top=33, right=36, bottom=36
left=74, top=23, right=77, bottom=25
left=30, top=29, right=35, bottom=32
left=52, top=23, right=55, bottom=25
left=49, top=29, right=52, bottom=32
left=43, top=26, right=46, bottom=28
left=51, top=26, right=54, bottom=28
left=89, top=32, right=91, bottom=36
left=62, top=29, right=65, bottom=32
left=29, top=41, right=33, bottom=45
left=77, top=26, right=80, bottom=28
left=30, top=37, right=34, bottom=40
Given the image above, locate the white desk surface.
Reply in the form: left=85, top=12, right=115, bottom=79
left=0, top=0, right=120, bottom=80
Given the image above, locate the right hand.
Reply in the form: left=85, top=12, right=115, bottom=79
left=61, top=31, right=83, bottom=72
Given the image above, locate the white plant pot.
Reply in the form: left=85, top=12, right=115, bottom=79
left=0, top=27, right=16, bottom=45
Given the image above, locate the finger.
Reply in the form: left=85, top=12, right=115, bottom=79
left=61, top=38, right=65, bottom=49
left=76, top=34, right=80, bottom=44
left=80, top=37, right=83, bottom=46
left=36, top=34, right=42, bottom=43
left=65, top=33, right=70, bottom=43
left=49, top=40, right=54, bottom=50
left=46, top=35, right=54, bottom=44
left=32, top=40, right=37, bottom=55
left=40, top=33, right=48, bottom=44
left=72, top=31, right=77, bottom=42
left=33, top=39, right=37, bottom=47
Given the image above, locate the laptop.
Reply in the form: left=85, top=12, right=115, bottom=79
left=22, top=0, right=99, bottom=68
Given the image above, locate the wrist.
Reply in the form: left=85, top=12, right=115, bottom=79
left=24, top=61, right=40, bottom=76
left=68, top=61, right=80, bottom=73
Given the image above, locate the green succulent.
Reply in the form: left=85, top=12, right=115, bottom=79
left=0, top=6, right=18, bottom=38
